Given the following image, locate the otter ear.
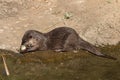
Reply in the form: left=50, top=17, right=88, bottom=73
left=36, top=38, right=39, bottom=41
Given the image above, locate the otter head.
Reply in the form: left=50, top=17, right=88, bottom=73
left=20, top=30, right=47, bottom=54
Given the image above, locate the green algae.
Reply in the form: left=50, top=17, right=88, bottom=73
left=0, top=43, right=120, bottom=80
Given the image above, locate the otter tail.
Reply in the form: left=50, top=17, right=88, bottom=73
left=79, top=38, right=117, bottom=60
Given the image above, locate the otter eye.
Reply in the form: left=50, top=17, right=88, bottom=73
left=29, top=35, right=32, bottom=38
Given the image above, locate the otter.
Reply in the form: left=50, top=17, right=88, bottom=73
left=20, top=27, right=116, bottom=60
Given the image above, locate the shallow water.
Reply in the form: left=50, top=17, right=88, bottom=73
left=0, top=43, right=120, bottom=80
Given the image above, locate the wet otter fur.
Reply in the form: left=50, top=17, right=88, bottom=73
left=20, top=27, right=116, bottom=60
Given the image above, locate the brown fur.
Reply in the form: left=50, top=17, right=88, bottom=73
left=20, top=27, right=116, bottom=60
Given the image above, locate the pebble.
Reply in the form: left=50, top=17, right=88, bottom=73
left=0, top=29, right=4, bottom=33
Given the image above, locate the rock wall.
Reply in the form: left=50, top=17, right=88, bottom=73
left=0, top=0, right=120, bottom=52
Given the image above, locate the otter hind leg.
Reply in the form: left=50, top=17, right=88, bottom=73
left=62, top=34, right=80, bottom=52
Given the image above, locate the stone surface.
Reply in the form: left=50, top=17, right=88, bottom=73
left=0, top=0, right=120, bottom=52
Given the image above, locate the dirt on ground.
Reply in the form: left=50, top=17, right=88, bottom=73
left=0, top=0, right=120, bottom=52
